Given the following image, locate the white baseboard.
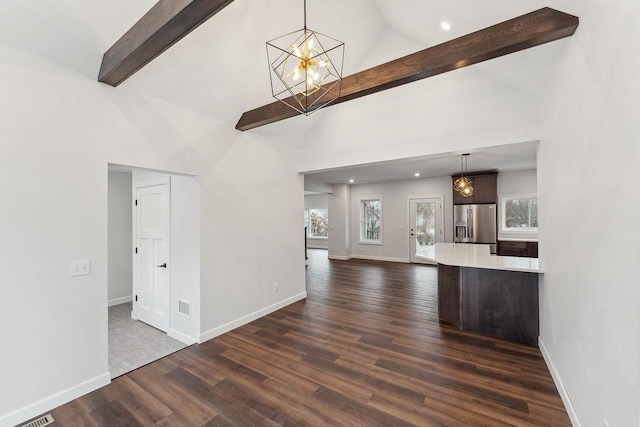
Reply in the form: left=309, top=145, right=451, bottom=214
left=328, top=254, right=352, bottom=261
left=108, top=295, right=132, bottom=307
left=199, top=292, right=307, bottom=343
left=351, top=254, right=410, bottom=263
left=168, top=329, right=198, bottom=346
left=0, top=372, right=110, bottom=427
left=539, top=338, right=581, bottom=426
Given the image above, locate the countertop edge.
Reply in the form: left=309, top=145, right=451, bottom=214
left=416, top=244, right=543, bottom=274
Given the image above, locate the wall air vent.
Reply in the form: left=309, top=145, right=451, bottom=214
left=178, top=299, right=190, bottom=317
left=21, top=414, right=55, bottom=427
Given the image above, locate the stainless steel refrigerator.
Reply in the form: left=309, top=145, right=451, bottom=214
left=454, top=204, right=497, bottom=244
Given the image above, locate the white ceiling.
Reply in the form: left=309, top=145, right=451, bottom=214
left=0, top=0, right=565, bottom=125
left=303, top=140, right=538, bottom=189
left=1, top=0, right=568, bottom=183
left=116, top=0, right=558, bottom=132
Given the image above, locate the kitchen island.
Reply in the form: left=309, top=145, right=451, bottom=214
left=417, top=243, right=541, bottom=346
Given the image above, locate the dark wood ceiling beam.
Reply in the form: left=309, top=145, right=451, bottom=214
left=99, top=0, right=235, bottom=86
left=236, top=7, right=578, bottom=131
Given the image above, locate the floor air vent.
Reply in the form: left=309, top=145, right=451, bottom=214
left=178, top=299, right=190, bottom=317
left=21, top=414, right=54, bottom=427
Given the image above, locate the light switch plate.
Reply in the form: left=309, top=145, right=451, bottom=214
left=70, top=260, right=91, bottom=277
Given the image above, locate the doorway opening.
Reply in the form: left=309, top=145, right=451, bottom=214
left=107, top=164, right=200, bottom=378
left=408, top=196, right=443, bottom=263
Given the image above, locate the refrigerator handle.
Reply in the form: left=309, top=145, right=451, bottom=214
left=467, top=208, right=473, bottom=239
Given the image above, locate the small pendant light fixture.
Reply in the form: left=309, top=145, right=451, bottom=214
left=266, top=0, right=344, bottom=115
left=454, top=154, right=474, bottom=197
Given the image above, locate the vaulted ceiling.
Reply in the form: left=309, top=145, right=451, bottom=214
left=0, top=0, right=575, bottom=176
left=111, top=0, right=566, bottom=130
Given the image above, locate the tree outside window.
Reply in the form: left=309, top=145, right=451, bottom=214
left=415, top=202, right=436, bottom=246
left=360, top=199, right=382, bottom=243
left=502, top=196, right=538, bottom=231
left=307, top=209, right=328, bottom=238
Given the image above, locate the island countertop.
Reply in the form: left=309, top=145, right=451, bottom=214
left=416, top=243, right=542, bottom=273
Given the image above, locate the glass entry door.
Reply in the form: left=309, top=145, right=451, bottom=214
left=409, top=198, right=442, bottom=263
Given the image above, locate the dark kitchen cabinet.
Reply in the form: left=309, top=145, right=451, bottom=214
left=452, top=172, right=498, bottom=205
left=438, top=263, right=540, bottom=346
left=526, top=242, right=538, bottom=258
left=438, top=264, right=461, bottom=328
left=497, top=240, right=538, bottom=258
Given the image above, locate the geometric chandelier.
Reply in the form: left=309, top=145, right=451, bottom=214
left=266, top=0, right=344, bottom=115
left=453, top=153, right=474, bottom=197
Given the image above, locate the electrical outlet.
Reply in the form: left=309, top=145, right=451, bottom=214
left=274, top=282, right=279, bottom=292
left=70, top=260, right=91, bottom=277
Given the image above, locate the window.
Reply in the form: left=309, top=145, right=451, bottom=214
left=359, top=198, right=382, bottom=243
left=305, top=209, right=328, bottom=238
left=501, top=195, right=538, bottom=232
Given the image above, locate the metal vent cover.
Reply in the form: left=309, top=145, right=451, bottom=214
left=21, top=414, right=55, bottom=427
left=178, top=299, right=190, bottom=317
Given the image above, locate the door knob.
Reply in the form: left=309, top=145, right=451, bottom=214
left=156, top=263, right=167, bottom=268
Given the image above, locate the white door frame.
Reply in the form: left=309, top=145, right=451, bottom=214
left=132, top=177, right=171, bottom=331
left=407, top=195, right=444, bottom=264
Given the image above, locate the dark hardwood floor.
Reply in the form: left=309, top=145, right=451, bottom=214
left=45, top=249, right=569, bottom=426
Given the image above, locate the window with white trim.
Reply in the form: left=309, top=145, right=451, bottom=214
left=501, top=195, right=538, bottom=232
left=305, top=209, right=328, bottom=238
left=359, top=198, right=382, bottom=243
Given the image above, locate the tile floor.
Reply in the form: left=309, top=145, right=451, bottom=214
left=108, top=302, right=188, bottom=378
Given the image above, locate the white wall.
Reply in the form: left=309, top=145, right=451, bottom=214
left=107, top=170, right=133, bottom=306
left=348, top=177, right=453, bottom=262
left=538, top=0, right=640, bottom=425
left=498, top=169, right=537, bottom=195
left=0, top=43, right=305, bottom=427
left=497, top=169, right=538, bottom=241
left=169, top=174, right=202, bottom=344
left=293, top=24, right=564, bottom=173
left=304, top=194, right=328, bottom=249
left=328, top=184, right=351, bottom=260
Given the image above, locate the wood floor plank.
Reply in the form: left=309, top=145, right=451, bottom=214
left=127, top=363, right=219, bottom=424
left=46, top=249, right=570, bottom=426
left=165, top=367, right=280, bottom=426
left=44, top=400, right=100, bottom=427
left=105, top=376, right=173, bottom=425
left=89, top=400, right=144, bottom=427
left=313, top=385, right=416, bottom=427
left=335, top=355, right=527, bottom=425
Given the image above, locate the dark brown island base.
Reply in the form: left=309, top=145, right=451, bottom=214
left=418, top=243, right=541, bottom=346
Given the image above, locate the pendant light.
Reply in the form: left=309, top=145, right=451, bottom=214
left=454, top=154, right=474, bottom=197
left=266, top=0, right=344, bottom=115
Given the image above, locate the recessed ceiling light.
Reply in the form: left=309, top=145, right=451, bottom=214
left=414, top=173, right=420, bottom=177
left=441, top=21, right=451, bottom=31
left=349, top=179, right=354, bottom=183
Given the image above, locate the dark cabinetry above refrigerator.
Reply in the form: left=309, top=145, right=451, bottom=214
left=452, top=172, right=498, bottom=205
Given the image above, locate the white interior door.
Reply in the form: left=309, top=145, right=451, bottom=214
left=135, top=181, right=170, bottom=332
left=409, top=197, right=443, bottom=263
